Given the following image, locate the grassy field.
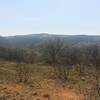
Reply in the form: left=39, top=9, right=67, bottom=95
left=0, top=61, right=99, bottom=100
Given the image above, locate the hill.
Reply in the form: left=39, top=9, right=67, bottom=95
left=0, top=34, right=100, bottom=49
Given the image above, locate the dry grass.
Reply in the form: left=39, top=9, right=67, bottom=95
left=0, top=83, right=84, bottom=100
left=0, top=61, right=99, bottom=100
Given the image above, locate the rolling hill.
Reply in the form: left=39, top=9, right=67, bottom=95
left=0, top=33, right=100, bottom=49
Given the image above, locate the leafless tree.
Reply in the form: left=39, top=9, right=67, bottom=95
left=15, top=63, right=32, bottom=83
left=42, top=37, right=64, bottom=71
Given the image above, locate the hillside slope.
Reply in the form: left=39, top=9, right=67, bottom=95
left=0, top=34, right=100, bottom=49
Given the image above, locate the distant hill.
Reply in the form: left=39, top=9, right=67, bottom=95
left=0, top=33, right=100, bottom=49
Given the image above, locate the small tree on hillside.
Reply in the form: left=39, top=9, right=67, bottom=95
left=57, top=48, right=78, bottom=81
left=76, top=48, right=89, bottom=74
left=15, top=63, right=32, bottom=83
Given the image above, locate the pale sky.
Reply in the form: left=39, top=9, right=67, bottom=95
left=0, top=0, right=100, bottom=36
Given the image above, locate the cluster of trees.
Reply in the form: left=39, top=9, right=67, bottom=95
left=42, top=38, right=100, bottom=97
left=42, top=38, right=99, bottom=74
left=0, top=47, right=37, bottom=63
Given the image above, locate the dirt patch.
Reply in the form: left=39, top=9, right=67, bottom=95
left=0, top=84, right=84, bottom=100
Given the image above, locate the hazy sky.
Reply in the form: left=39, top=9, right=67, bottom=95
left=0, top=0, right=100, bottom=36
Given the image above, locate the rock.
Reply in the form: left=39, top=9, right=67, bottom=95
left=32, top=92, right=38, bottom=96
left=34, top=97, right=39, bottom=100
left=43, top=94, right=50, bottom=99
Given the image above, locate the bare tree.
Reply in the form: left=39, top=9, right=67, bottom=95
left=57, top=48, right=78, bottom=81
left=42, top=37, right=64, bottom=71
left=15, top=63, right=32, bottom=83
left=77, top=49, right=89, bottom=75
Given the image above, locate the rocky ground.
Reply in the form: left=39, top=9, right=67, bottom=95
left=0, top=83, right=83, bottom=100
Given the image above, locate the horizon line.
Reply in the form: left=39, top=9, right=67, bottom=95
left=1, top=33, right=100, bottom=37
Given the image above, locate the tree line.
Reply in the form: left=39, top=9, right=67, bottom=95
left=0, top=47, right=37, bottom=63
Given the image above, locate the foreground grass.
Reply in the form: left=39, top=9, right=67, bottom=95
left=0, top=61, right=99, bottom=100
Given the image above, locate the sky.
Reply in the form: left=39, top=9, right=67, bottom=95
left=0, top=0, right=100, bottom=36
